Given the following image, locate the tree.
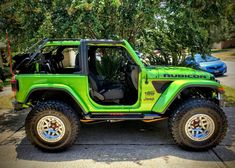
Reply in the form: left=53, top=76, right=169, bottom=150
left=0, top=0, right=159, bottom=51
left=0, top=0, right=234, bottom=66
left=141, top=0, right=235, bottom=65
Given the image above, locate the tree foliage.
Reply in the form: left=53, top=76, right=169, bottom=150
left=0, top=0, right=158, bottom=50
left=0, top=0, right=234, bottom=65
left=141, top=0, right=235, bottom=65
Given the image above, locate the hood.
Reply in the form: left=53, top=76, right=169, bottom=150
left=199, top=60, right=225, bottom=67
left=146, top=66, right=214, bottom=80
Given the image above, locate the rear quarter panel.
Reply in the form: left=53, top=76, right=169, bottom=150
left=15, top=74, right=90, bottom=112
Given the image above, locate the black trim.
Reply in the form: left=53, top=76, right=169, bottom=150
left=12, top=99, right=24, bottom=111
left=152, top=81, right=172, bottom=93
left=159, top=85, right=218, bottom=114
left=85, top=112, right=161, bottom=120
left=82, top=39, right=127, bottom=75
left=24, top=38, right=123, bottom=71
left=84, top=39, right=124, bottom=45
left=47, top=38, right=81, bottom=41
left=25, top=88, right=86, bottom=114
left=80, top=40, right=89, bottom=75
left=47, top=38, right=123, bottom=43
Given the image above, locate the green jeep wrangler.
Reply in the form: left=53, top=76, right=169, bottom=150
left=12, top=38, right=227, bottom=151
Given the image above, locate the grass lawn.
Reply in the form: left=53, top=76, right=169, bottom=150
left=211, top=48, right=235, bottom=62
left=0, top=92, right=13, bottom=109
left=211, top=48, right=235, bottom=53
left=223, top=85, right=235, bottom=107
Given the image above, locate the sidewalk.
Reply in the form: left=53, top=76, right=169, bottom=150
left=0, top=86, right=11, bottom=97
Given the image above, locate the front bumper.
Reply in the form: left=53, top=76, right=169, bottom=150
left=217, top=93, right=224, bottom=107
left=206, top=67, right=227, bottom=76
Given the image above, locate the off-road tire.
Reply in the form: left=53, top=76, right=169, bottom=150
left=169, top=99, right=227, bottom=150
left=25, top=100, right=80, bottom=152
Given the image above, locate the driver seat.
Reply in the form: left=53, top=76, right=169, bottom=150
left=88, top=72, right=124, bottom=103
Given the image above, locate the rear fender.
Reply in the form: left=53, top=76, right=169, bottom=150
left=23, top=84, right=89, bottom=113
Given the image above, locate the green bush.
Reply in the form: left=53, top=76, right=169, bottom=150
left=97, top=55, right=122, bottom=81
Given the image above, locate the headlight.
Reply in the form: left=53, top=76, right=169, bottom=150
left=222, top=63, right=226, bottom=68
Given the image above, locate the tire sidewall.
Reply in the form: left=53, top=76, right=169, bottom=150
left=25, top=102, right=79, bottom=151
left=178, top=106, right=223, bottom=149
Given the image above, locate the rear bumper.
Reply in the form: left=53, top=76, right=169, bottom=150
left=12, top=99, right=24, bottom=111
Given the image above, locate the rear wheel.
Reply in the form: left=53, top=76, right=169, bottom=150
left=169, top=99, right=227, bottom=150
left=25, top=100, right=80, bottom=151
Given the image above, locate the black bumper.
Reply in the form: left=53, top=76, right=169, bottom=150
left=12, top=99, right=24, bottom=111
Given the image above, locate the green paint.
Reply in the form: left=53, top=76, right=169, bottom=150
left=14, top=39, right=222, bottom=114
left=35, top=63, right=39, bottom=72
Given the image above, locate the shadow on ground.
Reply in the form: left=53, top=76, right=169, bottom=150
left=215, top=74, right=228, bottom=78
left=0, top=109, right=28, bottom=134
left=15, top=119, right=235, bottom=163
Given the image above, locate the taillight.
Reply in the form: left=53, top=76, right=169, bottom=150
left=11, top=78, right=19, bottom=92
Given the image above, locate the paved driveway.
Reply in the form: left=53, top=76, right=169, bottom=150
left=216, top=61, right=235, bottom=88
left=0, top=108, right=234, bottom=168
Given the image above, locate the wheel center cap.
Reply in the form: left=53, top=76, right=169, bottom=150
left=192, top=120, right=200, bottom=128
left=50, top=123, right=58, bottom=130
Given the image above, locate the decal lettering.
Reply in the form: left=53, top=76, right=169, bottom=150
left=144, top=91, right=155, bottom=101
left=163, top=74, right=207, bottom=79
left=145, top=91, right=155, bottom=96
left=144, top=98, right=154, bottom=101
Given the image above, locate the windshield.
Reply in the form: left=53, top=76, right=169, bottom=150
left=194, top=54, right=219, bottom=63
left=135, top=51, right=150, bottom=66
left=23, top=38, right=47, bottom=54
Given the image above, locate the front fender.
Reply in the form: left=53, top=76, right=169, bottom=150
left=151, top=80, right=221, bottom=113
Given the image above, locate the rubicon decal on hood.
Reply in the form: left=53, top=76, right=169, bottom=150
left=163, top=74, right=207, bottom=78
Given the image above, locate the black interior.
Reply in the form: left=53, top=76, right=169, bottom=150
left=87, top=46, right=139, bottom=105
left=14, top=46, right=81, bottom=74
left=13, top=45, right=139, bottom=105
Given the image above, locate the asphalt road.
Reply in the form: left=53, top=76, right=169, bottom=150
left=216, top=61, right=235, bottom=88
left=0, top=108, right=234, bottom=168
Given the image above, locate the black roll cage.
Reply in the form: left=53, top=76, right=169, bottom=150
left=16, top=38, right=125, bottom=74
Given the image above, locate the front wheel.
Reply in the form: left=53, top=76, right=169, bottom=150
left=169, top=99, right=227, bottom=150
left=25, top=100, right=80, bottom=151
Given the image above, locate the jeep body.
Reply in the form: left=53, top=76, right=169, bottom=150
left=11, top=38, right=226, bottom=151
left=13, top=39, right=222, bottom=115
